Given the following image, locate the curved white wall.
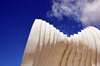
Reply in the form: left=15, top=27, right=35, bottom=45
left=21, top=19, right=100, bottom=66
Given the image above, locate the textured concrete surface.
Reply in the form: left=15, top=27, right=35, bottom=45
left=21, top=19, right=100, bottom=66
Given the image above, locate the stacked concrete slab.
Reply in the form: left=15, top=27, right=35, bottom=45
left=21, top=19, right=100, bottom=66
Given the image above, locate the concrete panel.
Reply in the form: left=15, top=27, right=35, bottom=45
left=49, top=29, right=60, bottom=66
left=73, top=32, right=83, bottom=66
left=21, top=19, right=42, bottom=66
left=77, top=32, right=83, bottom=53
left=40, top=22, right=51, bottom=66
left=67, top=34, right=79, bottom=66
left=54, top=33, right=67, bottom=66
left=47, top=29, right=60, bottom=66
left=84, top=28, right=96, bottom=66
left=86, top=27, right=97, bottom=66
left=80, top=30, right=88, bottom=66
left=36, top=21, right=46, bottom=66
left=59, top=33, right=66, bottom=53
left=84, top=29, right=92, bottom=66
left=43, top=25, right=55, bottom=66
left=50, top=32, right=65, bottom=66
left=64, top=35, right=73, bottom=66
left=90, top=26, right=100, bottom=66
left=33, top=20, right=46, bottom=66
left=61, top=35, right=67, bottom=66
left=61, top=36, right=72, bottom=66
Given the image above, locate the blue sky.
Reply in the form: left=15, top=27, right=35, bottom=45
left=0, top=0, right=100, bottom=66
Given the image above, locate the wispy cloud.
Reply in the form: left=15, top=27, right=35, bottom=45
left=47, top=0, right=100, bottom=27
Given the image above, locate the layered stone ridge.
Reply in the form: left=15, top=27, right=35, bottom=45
left=21, top=19, right=100, bottom=66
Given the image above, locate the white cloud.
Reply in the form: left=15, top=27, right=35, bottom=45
left=48, top=0, right=100, bottom=27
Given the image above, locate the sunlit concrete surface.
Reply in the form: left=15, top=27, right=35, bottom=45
left=21, top=19, right=100, bottom=66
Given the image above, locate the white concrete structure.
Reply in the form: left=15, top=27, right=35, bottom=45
left=21, top=19, right=100, bottom=66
